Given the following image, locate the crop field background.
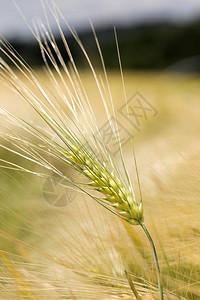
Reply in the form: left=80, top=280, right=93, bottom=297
left=0, top=68, right=200, bottom=299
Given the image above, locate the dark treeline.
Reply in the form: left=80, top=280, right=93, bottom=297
left=2, top=19, right=200, bottom=71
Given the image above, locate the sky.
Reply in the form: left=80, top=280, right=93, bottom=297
left=1, top=0, right=200, bottom=40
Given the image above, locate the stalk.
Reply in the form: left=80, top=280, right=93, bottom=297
left=140, top=223, right=163, bottom=300
left=125, top=271, right=142, bottom=300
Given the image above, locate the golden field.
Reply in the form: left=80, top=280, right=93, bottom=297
left=0, top=70, right=200, bottom=299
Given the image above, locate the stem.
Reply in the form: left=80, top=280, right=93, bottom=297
left=140, top=223, right=164, bottom=300
left=125, top=270, right=142, bottom=300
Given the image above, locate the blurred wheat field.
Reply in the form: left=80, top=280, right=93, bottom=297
left=0, top=70, right=200, bottom=299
